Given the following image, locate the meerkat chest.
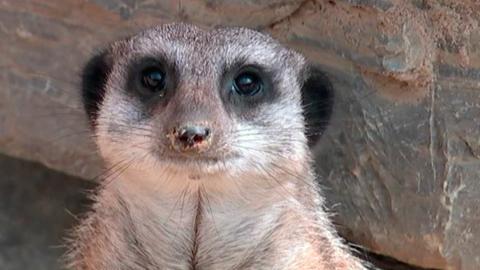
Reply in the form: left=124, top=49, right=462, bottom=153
left=193, top=202, right=284, bottom=268
left=120, top=190, right=286, bottom=269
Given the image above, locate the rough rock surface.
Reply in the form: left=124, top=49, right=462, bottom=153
left=0, top=153, right=95, bottom=270
left=1, top=0, right=479, bottom=269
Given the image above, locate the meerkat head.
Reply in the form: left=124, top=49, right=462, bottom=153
left=82, top=23, right=332, bottom=182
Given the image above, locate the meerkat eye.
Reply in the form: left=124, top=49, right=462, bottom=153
left=141, top=67, right=166, bottom=94
left=232, top=71, right=263, bottom=96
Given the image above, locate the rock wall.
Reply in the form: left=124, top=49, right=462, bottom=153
left=1, top=0, right=479, bottom=269
left=0, top=153, right=95, bottom=270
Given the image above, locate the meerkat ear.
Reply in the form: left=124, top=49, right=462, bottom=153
left=301, top=65, right=334, bottom=147
left=81, top=50, right=112, bottom=127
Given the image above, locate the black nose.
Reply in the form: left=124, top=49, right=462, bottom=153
left=172, top=125, right=211, bottom=151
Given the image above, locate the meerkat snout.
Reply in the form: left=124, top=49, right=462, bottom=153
left=170, top=125, right=211, bottom=152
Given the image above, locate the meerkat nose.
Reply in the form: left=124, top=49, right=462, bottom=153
left=171, top=125, right=211, bottom=152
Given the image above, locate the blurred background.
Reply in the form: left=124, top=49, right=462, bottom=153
left=1, top=1, right=480, bottom=269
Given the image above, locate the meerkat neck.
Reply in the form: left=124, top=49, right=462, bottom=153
left=70, top=161, right=365, bottom=270
left=86, top=170, right=320, bottom=269
left=105, top=164, right=317, bottom=212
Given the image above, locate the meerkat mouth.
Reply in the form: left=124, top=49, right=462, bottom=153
left=155, top=153, right=238, bottom=176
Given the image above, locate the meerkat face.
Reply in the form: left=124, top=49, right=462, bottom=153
left=82, top=23, right=332, bottom=179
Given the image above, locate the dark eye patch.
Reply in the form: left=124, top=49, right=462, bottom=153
left=126, top=56, right=177, bottom=104
left=219, top=62, right=279, bottom=119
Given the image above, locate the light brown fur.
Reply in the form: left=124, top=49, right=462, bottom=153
left=67, top=23, right=366, bottom=270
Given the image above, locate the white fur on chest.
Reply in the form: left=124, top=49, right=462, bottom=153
left=109, top=168, right=296, bottom=269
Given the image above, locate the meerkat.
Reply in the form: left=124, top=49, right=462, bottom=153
left=66, top=23, right=366, bottom=270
